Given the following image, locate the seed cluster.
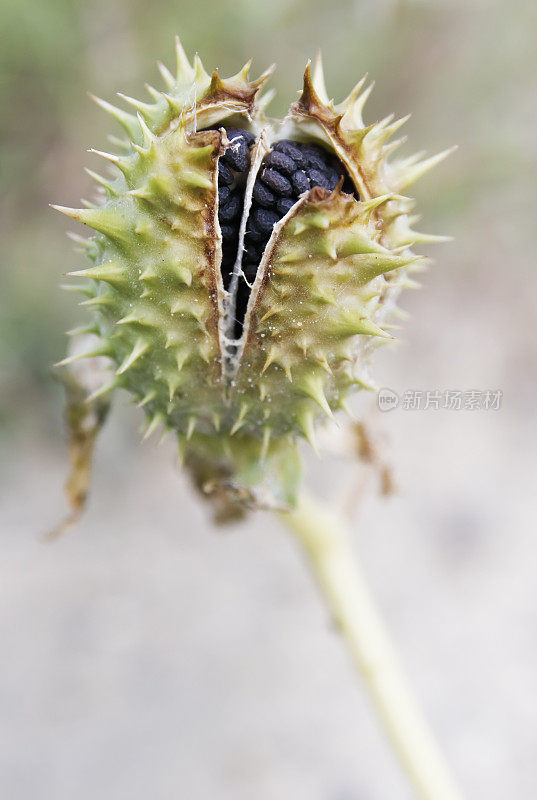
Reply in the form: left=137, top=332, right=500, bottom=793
left=210, top=128, right=360, bottom=336
left=242, top=140, right=358, bottom=285
left=215, top=128, right=256, bottom=290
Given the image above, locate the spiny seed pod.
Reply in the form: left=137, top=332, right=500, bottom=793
left=53, top=37, right=453, bottom=521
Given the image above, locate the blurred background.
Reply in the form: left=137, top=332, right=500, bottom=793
left=1, top=0, right=536, bottom=797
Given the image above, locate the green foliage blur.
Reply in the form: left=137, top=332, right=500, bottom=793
left=1, top=0, right=535, bottom=442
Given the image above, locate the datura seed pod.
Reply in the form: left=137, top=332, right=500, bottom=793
left=53, top=37, right=453, bottom=524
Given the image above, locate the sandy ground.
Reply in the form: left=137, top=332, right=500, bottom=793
left=2, top=253, right=536, bottom=800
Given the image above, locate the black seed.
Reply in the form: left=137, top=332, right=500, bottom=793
left=220, top=223, right=235, bottom=238
left=260, top=168, right=292, bottom=196
left=253, top=207, right=280, bottom=233
left=309, top=168, right=331, bottom=190
left=291, top=169, right=310, bottom=194
left=273, top=140, right=307, bottom=168
left=246, top=221, right=265, bottom=242
left=252, top=181, right=276, bottom=208
left=218, top=185, right=230, bottom=203
left=325, top=168, right=340, bottom=191
left=222, top=137, right=248, bottom=172
left=304, top=155, right=325, bottom=172
left=301, top=142, right=327, bottom=158
left=226, top=127, right=255, bottom=148
left=223, top=225, right=241, bottom=244
left=276, top=197, right=295, bottom=216
left=264, top=150, right=296, bottom=175
left=218, top=162, right=234, bottom=186
left=219, top=193, right=241, bottom=221
left=306, top=154, right=323, bottom=170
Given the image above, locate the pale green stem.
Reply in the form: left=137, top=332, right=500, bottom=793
left=280, top=492, right=463, bottom=800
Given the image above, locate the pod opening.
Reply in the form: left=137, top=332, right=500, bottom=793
left=205, top=127, right=360, bottom=338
